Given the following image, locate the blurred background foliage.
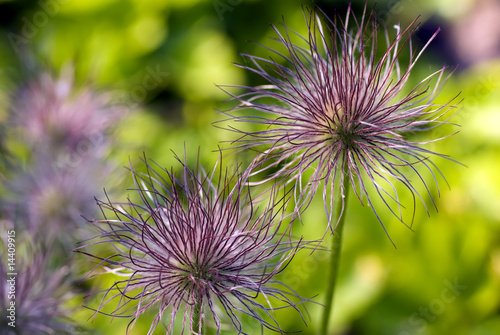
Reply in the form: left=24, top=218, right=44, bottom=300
left=0, top=0, right=499, bottom=334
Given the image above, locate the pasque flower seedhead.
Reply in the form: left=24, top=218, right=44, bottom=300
left=0, top=238, right=75, bottom=334
left=221, top=4, right=460, bottom=240
left=78, top=155, right=308, bottom=334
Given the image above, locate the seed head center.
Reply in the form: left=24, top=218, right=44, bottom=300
left=324, top=104, right=357, bottom=146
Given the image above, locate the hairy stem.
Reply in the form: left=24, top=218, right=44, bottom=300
left=320, top=164, right=350, bottom=335
left=193, top=299, right=203, bottom=335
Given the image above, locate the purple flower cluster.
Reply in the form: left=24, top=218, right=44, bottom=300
left=0, top=68, right=128, bottom=333
left=75, top=3, right=459, bottom=334
left=4, top=68, right=124, bottom=242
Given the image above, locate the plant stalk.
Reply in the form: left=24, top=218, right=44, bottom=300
left=193, top=299, right=203, bottom=335
left=320, top=164, right=350, bottom=335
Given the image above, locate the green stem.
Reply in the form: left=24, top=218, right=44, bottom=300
left=320, top=165, right=350, bottom=335
left=193, top=299, right=203, bottom=335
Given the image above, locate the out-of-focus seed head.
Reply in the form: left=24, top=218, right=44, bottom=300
left=2, top=68, right=126, bottom=243
left=5, top=152, right=113, bottom=242
left=0, top=231, right=76, bottom=334
left=221, top=4, right=460, bottom=240
left=77, top=155, right=308, bottom=334
left=11, top=67, right=122, bottom=153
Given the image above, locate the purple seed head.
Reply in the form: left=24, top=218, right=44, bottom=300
left=4, top=68, right=125, bottom=243
left=5, top=151, right=114, bottom=242
left=0, top=233, right=75, bottom=334
left=78, top=155, right=308, bottom=334
left=11, top=67, right=123, bottom=153
left=221, top=4, right=460, bottom=240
